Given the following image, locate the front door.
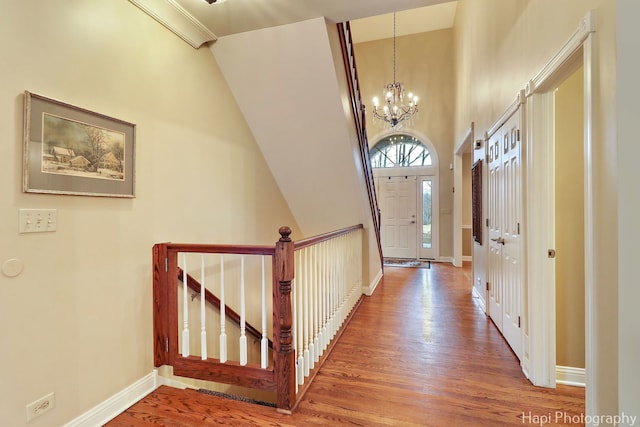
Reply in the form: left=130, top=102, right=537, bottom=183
left=379, top=176, right=418, bottom=259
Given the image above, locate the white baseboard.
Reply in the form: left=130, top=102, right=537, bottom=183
left=555, top=365, right=586, bottom=387
left=157, top=374, right=191, bottom=389
left=462, top=256, right=473, bottom=262
left=363, top=269, right=383, bottom=296
left=439, top=256, right=454, bottom=263
left=63, top=370, right=158, bottom=426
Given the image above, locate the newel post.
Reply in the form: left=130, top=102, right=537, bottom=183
left=153, top=244, right=170, bottom=367
left=273, top=226, right=296, bottom=413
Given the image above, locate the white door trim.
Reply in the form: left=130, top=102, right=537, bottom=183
left=453, top=124, right=474, bottom=267
left=523, top=10, right=595, bottom=412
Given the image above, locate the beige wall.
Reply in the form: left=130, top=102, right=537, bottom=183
left=554, top=66, right=585, bottom=369
left=355, top=29, right=455, bottom=258
left=0, top=1, right=298, bottom=425
left=455, top=0, right=618, bottom=416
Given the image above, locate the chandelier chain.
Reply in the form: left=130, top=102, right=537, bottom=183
left=393, top=12, right=396, bottom=84
left=371, top=10, right=419, bottom=129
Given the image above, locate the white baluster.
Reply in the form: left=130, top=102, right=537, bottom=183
left=340, top=235, right=346, bottom=326
left=313, top=245, right=320, bottom=364
left=303, top=248, right=310, bottom=377
left=334, top=238, right=339, bottom=331
left=292, top=273, right=300, bottom=390
left=297, top=250, right=304, bottom=385
left=260, top=255, right=268, bottom=369
left=239, top=255, right=247, bottom=366
left=308, top=245, right=315, bottom=370
left=322, top=240, right=328, bottom=351
left=200, top=254, right=207, bottom=360
left=219, top=255, right=227, bottom=363
left=182, top=254, right=190, bottom=357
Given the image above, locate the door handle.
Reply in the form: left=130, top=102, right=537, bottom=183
left=491, top=237, right=505, bottom=244
left=410, top=220, right=416, bottom=224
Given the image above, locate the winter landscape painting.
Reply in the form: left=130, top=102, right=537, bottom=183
left=23, top=91, right=136, bottom=197
left=42, top=114, right=125, bottom=181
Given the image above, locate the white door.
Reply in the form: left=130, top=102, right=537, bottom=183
left=488, top=114, right=523, bottom=359
left=379, top=176, right=418, bottom=259
left=488, top=130, right=503, bottom=331
left=500, top=115, right=523, bottom=359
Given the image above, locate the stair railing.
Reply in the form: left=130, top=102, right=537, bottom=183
left=153, top=224, right=363, bottom=413
left=337, top=21, right=383, bottom=265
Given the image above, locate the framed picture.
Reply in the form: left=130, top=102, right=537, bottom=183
left=23, top=91, right=136, bottom=197
left=472, top=159, right=482, bottom=244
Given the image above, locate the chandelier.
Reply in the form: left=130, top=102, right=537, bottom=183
left=372, top=12, right=418, bottom=129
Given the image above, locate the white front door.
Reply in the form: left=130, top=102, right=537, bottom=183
left=379, top=176, right=418, bottom=259
left=487, top=113, right=523, bottom=360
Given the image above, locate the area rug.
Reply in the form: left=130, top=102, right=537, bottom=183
left=197, top=389, right=276, bottom=408
left=383, top=258, right=431, bottom=269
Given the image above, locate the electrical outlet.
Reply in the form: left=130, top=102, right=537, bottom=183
left=26, top=392, right=55, bottom=422
left=19, top=209, right=57, bottom=233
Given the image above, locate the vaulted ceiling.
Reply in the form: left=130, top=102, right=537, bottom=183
left=173, top=0, right=456, bottom=38
left=129, top=0, right=456, bottom=48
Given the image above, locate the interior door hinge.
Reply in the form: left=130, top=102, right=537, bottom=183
left=516, top=129, right=521, bottom=142
left=518, top=316, right=521, bottom=328
left=517, top=222, right=521, bottom=235
left=486, top=218, right=489, bottom=227
left=486, top=282, right=490, bottom=291
left=165, top=258, right=168, bottom=272
left=165, top=337, right=169, bottom=353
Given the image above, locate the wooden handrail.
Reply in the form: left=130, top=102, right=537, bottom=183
left=177, top=268, right=273, bottom=349
left=162, top=243, right=275, bottom=256
left=337, top=22, right=384, bottom=265
left=295, top=224, right=363, bottom=250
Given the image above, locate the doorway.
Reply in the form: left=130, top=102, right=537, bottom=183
left=553, top=66, right=586, bottom=384
left=523, top=14, right=595, bottom=394
left=370, top=133, right=438, bottom=260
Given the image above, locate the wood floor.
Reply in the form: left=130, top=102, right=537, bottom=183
left=108, top=262, right=585, bottom=426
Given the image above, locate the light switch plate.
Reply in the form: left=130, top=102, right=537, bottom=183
left=19, top=209, right=57, bottom=233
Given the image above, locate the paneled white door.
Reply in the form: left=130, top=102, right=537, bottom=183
left=379, top=176, right=418, bottom=259
left=500, top=115, right=523, bottom=359
left=488, top=130, right=504, bottom=331
left=488, top=113, right=523, bottom=360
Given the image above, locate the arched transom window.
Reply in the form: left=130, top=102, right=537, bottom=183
left=370, top=134, right=433, bottom=168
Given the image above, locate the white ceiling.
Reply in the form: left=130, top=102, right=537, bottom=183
left=171, top=0, right=457, bottom=39
left=350, top=2, right=457, bottom=43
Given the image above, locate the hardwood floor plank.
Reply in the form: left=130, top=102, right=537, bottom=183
left=108, top=263, right=584, bottom=426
